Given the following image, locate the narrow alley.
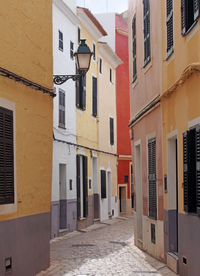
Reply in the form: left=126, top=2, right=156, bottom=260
left=37, top=217, right=175, bottom=276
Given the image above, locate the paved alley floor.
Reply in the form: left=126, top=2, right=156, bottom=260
left=37, top=217, right=176, bottom=276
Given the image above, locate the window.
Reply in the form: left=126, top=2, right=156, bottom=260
left=143, top=0, right=151, bottom=66
left=70, top=41, right=74, bottom=59
left=77, top=155, right=88, bottom=218
left=183, top=125, right=200, bottom=214
left=148, top=138, right=157, bottom=219
left=124, top=175, right=129, bottom=183
left=92, top=76, right=97, bottom=117
left=93, top=43, right=96, bottom=61
left=58, top=30, right=63, bottom=51
left=78, top=27, right=81, bottom=44
left=0, top=107, right=14, bottom=205
left=101, top=170, right=106, bottom=198
left=76, top=72, right=86, bottom=110
left=166, top=0, right=174, bottom=57
left=110, top=68, right=112, bottom=83
left=181, top=0, right=199, bottom=35
left=110, top=118, right=114, bottom=145
left=99, top=58, right=102, bottom=74
left=132, top=15, right=137, bottom=82
left=59, top=89, right=65, bottom=128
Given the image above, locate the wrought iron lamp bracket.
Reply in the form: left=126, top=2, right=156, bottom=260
left=53, top=74, right=82, bottom=85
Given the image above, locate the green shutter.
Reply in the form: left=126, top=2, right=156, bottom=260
left=92, top=77, right=97, bottom=117
left=0, top=107, right=14, bottom=205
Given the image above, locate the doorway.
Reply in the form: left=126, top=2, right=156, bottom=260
left=107, top=171, right=111, bottom=216
left=93, top=157, right=99, bottom=219
left=135, top=144, right=143, bottom=241
left=59, top=164, right=67, bottom=229
left=167, top=137, right=178, bottom=254
left=119, top=186, right=126, bottom=213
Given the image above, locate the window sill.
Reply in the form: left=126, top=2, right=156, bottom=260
left=143, top=57, right=151, bottom=68
left=148, top=215, right=157, bottom=221
left=143, top=59, right=152, bottom=74
left=79, top=217, right=86, bottom=221
left=58, top=124, right=66, bottom=130
left=166, top=48, right=174, bottom=61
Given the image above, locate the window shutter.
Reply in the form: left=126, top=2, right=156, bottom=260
left=148, top=138, right=157, bottom=219
left=0, top=107, right=14, bottom=205
left=82, top=75, right=86, bottom=110
left=83, top=156, right=88, bottom=217
left=92, top=77, right=97, bottom=117
left=110, top=118, right=114, bottom=145
left=101, top=170, right=106, bottom=198
left=143, top=0, right=151, bottom=65
left=59, top=89, right=65, bottom=127
left=166, top=0, right=174, bottom=55
left=132, top=15, right=137, bottom=82
left=76, top=68, right=80, bottom=108
left=181, top=0, right=186, bottom=35
left=193, top=0, right=199, bottom=20
left=78, top=27, right=81, bottom=44
left=183, top=131, right=189, bottom=212
left=196, top=126, right=200, bottom=214
left=76, top=155, right=81, bottom=219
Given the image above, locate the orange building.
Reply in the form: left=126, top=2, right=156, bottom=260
left=0, top=1, right=53, bottom=275
left=161, top=1, right=200, bottom=275
left=128, top=0, right=164, bottom=261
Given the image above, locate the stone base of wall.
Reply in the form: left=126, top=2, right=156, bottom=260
left=0, top=212, right=50, bottom=276
left=78, top=195, right=94, bottom=229
left=51, top=199, right=77, bottom=238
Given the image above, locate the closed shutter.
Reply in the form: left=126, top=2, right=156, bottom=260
left=194, top=0, right=200, bottom=20
left=183, top=131, right=189, bottom=212
left=196, top=126, right=200, bottom=214
left=132, top=15, right=137, bottom=82
left=101, top=170, right=106, bottom=198
left=188, top=129, right=196, bottom=212
left=181, top=0, right=186, bottom=35
left=76, top=67, right=80, bottom=108
left=143, top=0, right=151, bottom=65
left=148, top=138, right=157, bottom=219
left=92, top=76, right=97, bottom=117
left=76, top=155, right=81, bottom=219
left=110, top=118, right=114, bottom=145
left=83, top=156, right=88, bottom=217
left=0, top=107, right=14, bottom=205
left=166, top=0, right=173, bottom=55
left=78, top=27, right=81, bottom=44
left=82, top=75, right=86, bottom=110
left=59, top=89, right=65, bottom=127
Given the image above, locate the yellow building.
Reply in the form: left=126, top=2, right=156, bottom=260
left=161, top=1, right=200, bottom=275
left=0, top=1, right=53, bottom=275
left=76, top=7, right=107, bottom=229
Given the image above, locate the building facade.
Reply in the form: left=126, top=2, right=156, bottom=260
left=96, top=12, right=132, bottom=216
left=161, top=0, right=200, bottom=274
left=128, top=0, right=164, bottom=261
left=98, top=41, right=121, bottom=221
left=0, top=1, right=53, bottom=275
left=51, top=0, right=79, bottom=238
left=76, top=7, right=107, bottom=229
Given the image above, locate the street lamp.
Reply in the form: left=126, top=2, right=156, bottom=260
left=53, top=39, right=93, bottom=85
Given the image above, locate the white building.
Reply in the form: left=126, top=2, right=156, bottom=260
left=51, top=0, right=79, bottom=238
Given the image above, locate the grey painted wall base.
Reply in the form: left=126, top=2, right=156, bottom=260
left=0, top=212, right=50, bottom=276
left=164, top=210, right=200, bottom=276
left=78, top=195, right=94, bottom=229
left=51, top=199, right=77, bottom=239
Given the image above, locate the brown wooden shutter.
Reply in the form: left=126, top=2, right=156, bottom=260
left=132, top=15, right=137, bottom=82
left=0, top=107, right=14, bottom=205
left=196, top=126, right=200, bottom=214
left=148, top=138, right=157, bottom=219
left=194, top=0, right=199, bottom=20
left=101, top=170, right=106, bottom=198
left=166, top=0, right=174, bottom=55
left=83, top=156, right=88, bottom=217
left=82, top=75, right=86, bottom=110
left=92, top=76, right=97, bottom=117
left=76, top=155, right=81, bottom=219
left=181, top=0, right=186, bottom=35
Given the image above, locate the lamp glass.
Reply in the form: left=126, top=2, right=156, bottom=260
left=76, top=53, right=92, bottom=73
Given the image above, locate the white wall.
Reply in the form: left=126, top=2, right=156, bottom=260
left=52, top=2, right=78, bottom=202
left=95, top=13, right=115, bottom=51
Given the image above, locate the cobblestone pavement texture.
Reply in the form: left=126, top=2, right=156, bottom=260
left=37, top=217, right=176, bottom=276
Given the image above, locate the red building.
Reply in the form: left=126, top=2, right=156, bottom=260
left=96, top=12, right=132, bottom=215
left=115, top=14, right=132, bottom=215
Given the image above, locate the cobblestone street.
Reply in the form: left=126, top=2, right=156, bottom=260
left=37, top=217, right=176, bottom=276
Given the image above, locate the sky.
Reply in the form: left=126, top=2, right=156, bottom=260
left=76, top=0, right=128, bottom=14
